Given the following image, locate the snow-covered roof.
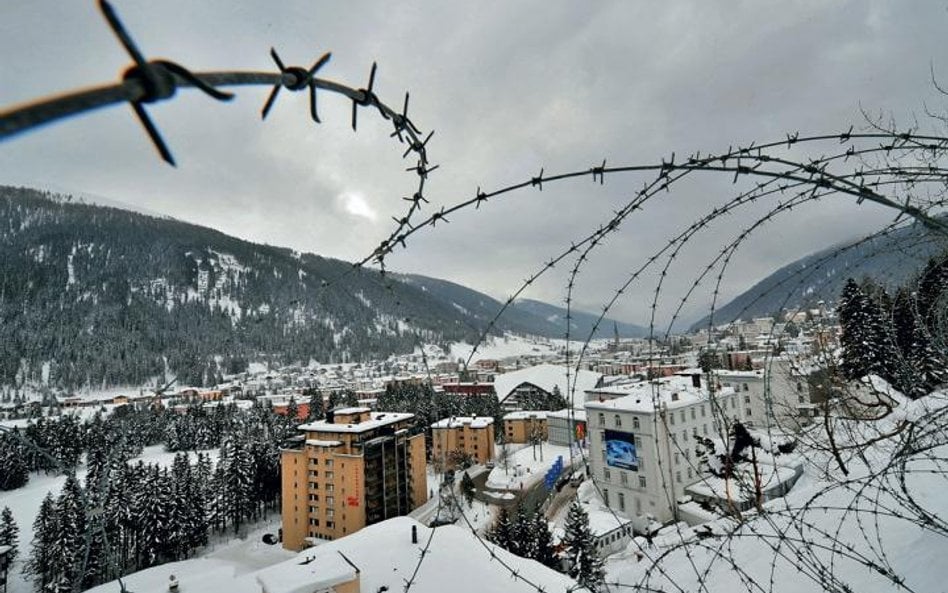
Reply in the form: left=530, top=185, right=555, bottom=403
left=298, top=411, right=414, bottom=434
left=332, top=406, right=371, bottom=414
left=262, top=517, right=585, bottom=593
left=255, top=550, right=358, bottom=593
left=502, top=410, right=550, bottom=421
left=431, top=415, right=494, bottom=429
left=547, top=408, right=587, bottom=421
left=713, top=369, right=765, bottom=379
left=585, top=376, right=735, bottom=413
left=493, top=364, right=603, bottom=404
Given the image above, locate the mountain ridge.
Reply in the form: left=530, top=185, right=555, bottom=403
left=0, top=186, right=642, bottom=391
left=690, top=221, right=948, bottom=331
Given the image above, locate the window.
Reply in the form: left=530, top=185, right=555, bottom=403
left=675, top=471, right=681, bottom=484
left=796, top=382, right=803, bottom=392
left=743, top=383, right=749, bottom=392
left=683, top=431, right=688, bottom=442
left=798, top=394, right=806, bottom=403
left=674, top=452, right=679, bottom=465
left=327, top=508, right=334, bottom=518
left=619, top=492, right=626, bottom=511
left=701, top=405, right=706, bottom=418
left=620, top=472, right=628, bottom=485
left=703, top=424, right=708, bottom=435
left=633, top=416, right=640, bottom=429
left=690, top=408, right=696, bottom=420
left=746, top=408, right=752, bottom=416
left=603, top=489, right=610, bottom=506
left=601, top=449, right=607, bottom=462
left=680, top=411, right=686, bottom=424
left=634, top=436, right=642, bottom=449
left=309, top=518, right=318, bottom=526
left=325, top=459, right=333, bottom=467
left=669, top=413, right=675, bottom=426
left=325, top=471, right=334, bottom=480
left=604, top=468, right=611, bottom=481
left=614, top=414, right=622, bottom=428
left=598, top=412, right=605, bottom=426
left=687, top=467, right=693, bottom=479
left=327, top=496, right=334, bottom=506
left=639, top=475, right=646, bottom=488
left=744, top=395, right=751, bottom=404
left=684, top=449, right=690, bottom=460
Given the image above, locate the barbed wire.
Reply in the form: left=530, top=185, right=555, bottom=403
left=2, top=5, right=948, bottom=593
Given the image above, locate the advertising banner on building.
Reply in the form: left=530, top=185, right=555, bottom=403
left=604, top=429, right=637, bottom=470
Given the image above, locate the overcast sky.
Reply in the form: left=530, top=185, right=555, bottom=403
left=2, top=1, right=946, bottom=328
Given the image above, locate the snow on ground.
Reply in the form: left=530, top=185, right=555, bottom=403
left=487, top=443, right=572, bottom=490
left=604, top=390, right=948, bottom=593
left=131, top=443, right=221, bottom=468
left=448, top=335, right=565, bottom=362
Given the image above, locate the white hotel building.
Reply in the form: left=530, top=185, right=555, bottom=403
left=585, top=374, right=741, bottom=528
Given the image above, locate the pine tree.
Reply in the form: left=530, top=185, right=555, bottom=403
left=51, top=474, right=87, bottom=593
left=562, top=501, right=604, bottom=590
left=460, top=472, right=475, bottom=507
left=26, top=492, right=58, bottom=591
left=838, top=278, right=896, bottom=382
left=509, top=503, right=532, bottom=557
left=487, top=506, right=514, bottom=550
left=0, top=506, right=19, bottom=564
left=531, top=512, right=559, bottom=569
left=0, top=432, right=29, bottom=490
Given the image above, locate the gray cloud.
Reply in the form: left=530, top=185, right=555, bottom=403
left=2, top=1, right=946, bottom=328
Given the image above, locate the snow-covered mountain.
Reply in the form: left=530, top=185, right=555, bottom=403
left=0, top=186, right=638, bottom=390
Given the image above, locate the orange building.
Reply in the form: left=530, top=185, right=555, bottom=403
left=281, top=407, right=428, bottom=551
left=502, top=410, right=549, bottom=444
left=430, top=416, right=495, bottom=469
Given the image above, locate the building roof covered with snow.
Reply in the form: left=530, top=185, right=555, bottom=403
left=586, top=375, right=735, bottom=414
left=297, top=411, right=415, bottom=434
left=493, top=364, right=603, bottom=406
left=430, top=415, right=494, bottom=429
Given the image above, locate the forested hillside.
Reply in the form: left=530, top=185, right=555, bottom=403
left=690, top=221, right=948, bottom=330
left=0, top=187, right=495, bottom=391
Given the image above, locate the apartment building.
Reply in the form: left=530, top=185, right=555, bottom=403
left=501, top=410, right=548, bottom=444
left=585, top=376, right=740, bottom=528
left=715, top=359, right=814, bottom=431
left=281, top=407, right=428, bottom=551
left=431, top=415, right=495, bottom=469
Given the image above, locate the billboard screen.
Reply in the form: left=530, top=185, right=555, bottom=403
left=604, top=429, right=637, bottom=470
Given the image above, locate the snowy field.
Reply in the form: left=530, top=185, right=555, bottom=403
left=0, top=444, right=220, bottom=593
left=420, top=333, right=610, bottom=365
